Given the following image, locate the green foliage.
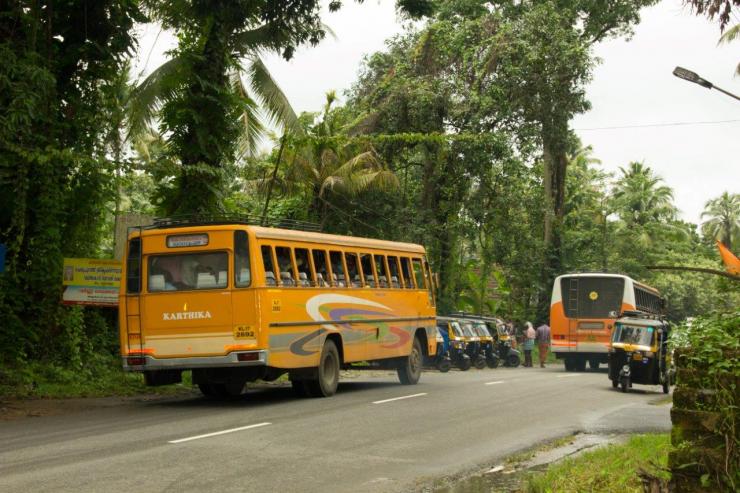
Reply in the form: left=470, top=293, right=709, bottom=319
left=670, top=311, right=740, bottom=491
left=525, top=433, right=671, bottom=492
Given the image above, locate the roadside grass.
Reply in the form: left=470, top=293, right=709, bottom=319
left=506, top=435, right=576, bottom=466
left=0, top=356, right=193, bottom=399
left=524, top=433, right=671, bottom=493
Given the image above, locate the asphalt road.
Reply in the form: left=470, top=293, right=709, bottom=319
left=0, top=365, right=671, bottom=493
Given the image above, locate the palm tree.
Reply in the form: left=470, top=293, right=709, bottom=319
left=701, top=191, right=740, bottom=251
left=611, top=162, right=677, bottom=226
left=259, top=92, right=399, bottom=227
left=718, top=23, right=740, bottom=76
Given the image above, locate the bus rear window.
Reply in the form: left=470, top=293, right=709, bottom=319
left=148, top=252, right=228, bottom=291
left=561, top=276, right=624, bottom=319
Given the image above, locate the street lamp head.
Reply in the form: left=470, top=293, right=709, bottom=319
left=673, top=66, right=713, bottom=89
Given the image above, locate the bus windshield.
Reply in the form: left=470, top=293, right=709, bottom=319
left=148, top=252, right=228, bottom=291
left=612, top=324, right=654, bottom=346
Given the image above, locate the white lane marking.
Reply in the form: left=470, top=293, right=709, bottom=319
left=372, top=393, right=427, bottom=404
left=168, top=422, right=272, bottom=444
left=556, top=374, right=583, bottom=378
left=485, top=381, right=505, bottom=386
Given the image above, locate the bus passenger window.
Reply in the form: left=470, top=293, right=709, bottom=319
left=312, top=250, right=330, bottom=287
left=400, top=257, right=415, bottom=288
left=412, top=258, right=426, bottom=289
left=387, top=256, right=401, bottom=288
left=374, top=255, right=389, bottom=288
left=330, top=251, right=346, bottom=287
left=360, top=253, right=375, bottom=287
left=294, top=248, right=314, bottom=287
left=261, top=245, right=277, bottom=286
left=234, top=230, right=251, bottom=287
left=345, top=253, right=362, bottom=287
left=275, top=246, right=295, bottom=287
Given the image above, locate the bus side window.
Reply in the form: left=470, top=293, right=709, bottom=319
left=294, top=248, right=314, bottom=287
left=275, top=246, right=295, bottom=287
left=423, top=258, right=435, bottom=306
left=330, top=251, right=347, bottom=287
left=360, top=253, right=375, bottom=287
left=400, top=257, right=415, bottom=288
left=312, top=250, right=330, bottom=287
left=387, top=256, right=401, bottom=288
left=345, top=253, right=362, bottom=287
left=261, top=245, right=277, bottom=286
left=412, top=258, right=426, bottom=289
left=374, top=255, right=389, bottom=288
left=234, top=230, right=251, bottom=287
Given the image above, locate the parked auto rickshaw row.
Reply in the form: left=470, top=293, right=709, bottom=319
left=427, top=314, right=522, bottom=372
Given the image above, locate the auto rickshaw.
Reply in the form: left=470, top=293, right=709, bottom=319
left=425, top=325, right=452, bottom=372
left=437, top=317, right=471, bottom=371
left=608, top=311, right=673, bottom=394
left=469, top=320, right=499, bottom=368
left=491, top=322, right=521, bottom=367
left=460, top=321, right=486, bottom=369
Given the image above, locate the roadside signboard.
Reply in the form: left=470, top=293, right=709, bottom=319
left=62, top=258, right=122, bottom=307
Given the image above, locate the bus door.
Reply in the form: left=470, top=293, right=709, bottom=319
left=141, top=242, right=233, bottom=358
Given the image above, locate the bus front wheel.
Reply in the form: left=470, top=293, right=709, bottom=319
left=398, top=337, right=423, bottom=385
left=305, top=339, right=340, bottom=397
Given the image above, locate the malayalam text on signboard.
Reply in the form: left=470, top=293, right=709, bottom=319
left=62, top=258, right=122, bottom=307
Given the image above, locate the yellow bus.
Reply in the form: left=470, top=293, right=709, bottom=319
left=119, top=218, right=437, bottom=398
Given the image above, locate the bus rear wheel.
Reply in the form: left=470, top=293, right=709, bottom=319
left=304, top=339, right=340, bottom=397
left=398, top=337, right=423, bottom=385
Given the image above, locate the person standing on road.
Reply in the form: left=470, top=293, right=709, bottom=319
left=536, top=322, right=551, bottom=368
left=523, top=322, right=536, bottom=367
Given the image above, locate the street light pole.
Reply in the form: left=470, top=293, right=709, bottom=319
left=673, top=66, right=740, bottom=102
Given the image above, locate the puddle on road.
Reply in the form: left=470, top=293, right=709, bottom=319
left=422, top=433, right=624, bottom=493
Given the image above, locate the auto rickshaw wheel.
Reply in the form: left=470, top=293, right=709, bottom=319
left=620, top=376, right=629, bottom=393
left=474, top=356, right=486, bottom=370
left=507, top=354, right=520, bottom=368
left=437, top=359, right=451, bottom=373
left=662, top=379, right=669, bottom=394
left=486, top=357, right=499, bottom=369
left=611, top=378, right=618, bottom=389
left=457, top=356, right=472, bottom=371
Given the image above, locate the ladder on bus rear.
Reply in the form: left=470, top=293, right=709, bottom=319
left=125, top=226, right=144, bottom=356
left=568, top=278, right=579, bottom=317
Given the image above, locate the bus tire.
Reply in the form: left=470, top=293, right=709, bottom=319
left=564, top=357, right=575, bottom=371
left=398, top=337, right=423, bottom=385
left=575, top=357, right=587, bottom=372
left=305, top=340, right=340, bottom=397
left=588, top=359, right=600, bottom=370
left=211, top=380, right=246, bottom=399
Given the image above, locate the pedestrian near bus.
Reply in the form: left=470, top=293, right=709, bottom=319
left=536, top=323, right=551, bottom=368
left=523, top=322, right=536, bottom=367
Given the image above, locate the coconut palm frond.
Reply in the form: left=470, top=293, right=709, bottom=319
left=127, top=57, right=184, bottom=142
left=247, top=57, right=301, bottom=134
left=229, top=70, right=264, bottom=160
left=718, top=23, right=740, bottom=45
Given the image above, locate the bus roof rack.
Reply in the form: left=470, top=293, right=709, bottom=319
left=446, top=312, right=503, bottom=323
left=619, top=310, right=666, bottom=321
left=146, top=214, right=322, bottom=232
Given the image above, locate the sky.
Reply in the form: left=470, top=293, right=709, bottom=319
left=132, top=0, right=739, bottom=225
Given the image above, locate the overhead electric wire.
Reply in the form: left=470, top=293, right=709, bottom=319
left=575, top=119, right=740, bottom=131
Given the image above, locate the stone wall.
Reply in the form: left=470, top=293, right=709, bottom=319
left=669, top=347, right=739, bottom=492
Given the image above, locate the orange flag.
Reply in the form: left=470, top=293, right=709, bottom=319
left=717, top=241, right=740, bottom=276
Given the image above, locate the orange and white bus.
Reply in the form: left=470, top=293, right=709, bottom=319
left=120, top=218, right=437, bottom=398
left=549, top=273, right=664, bottom=371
